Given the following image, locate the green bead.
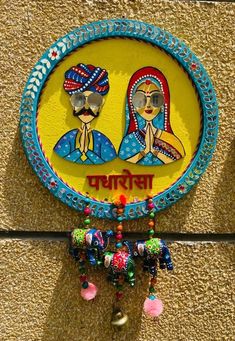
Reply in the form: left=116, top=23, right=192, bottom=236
left=149, top=212, right=155, bottom=218
left=116, top=284, right=123, bottom=291
left=84, top=219, right=90, bottom=225
left=148, top=229, right=155, bottom=235
left=82, top=281, right=89, bottom=289
left=79, top=267, right=86, bottom=274
left=149, top=286, right=155, bottom=293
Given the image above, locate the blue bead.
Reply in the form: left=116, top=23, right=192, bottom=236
left=117, top=216, right=123, bottom=222
left=82, top=281, right=89, bottom=289
left=149, top=295, right=156, bottom=300
left=116, top=242, right=122, bottom=249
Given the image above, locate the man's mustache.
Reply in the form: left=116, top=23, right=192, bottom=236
left=73, top=107, right=99, bottom=117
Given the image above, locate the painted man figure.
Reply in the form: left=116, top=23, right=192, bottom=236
left=54, top=63, right=116, bottom=164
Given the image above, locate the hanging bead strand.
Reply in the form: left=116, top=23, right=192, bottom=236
left=114, top=196, right=125, bottom=302
left=143, top=195, right=163, bottom=317
left=110, top=195, right=130, bottom=327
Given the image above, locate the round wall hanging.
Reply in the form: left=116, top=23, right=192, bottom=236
left=20, top=19, right=218, bottom=220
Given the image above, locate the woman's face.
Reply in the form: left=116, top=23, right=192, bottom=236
left=133, top=81, right=163, bottom=122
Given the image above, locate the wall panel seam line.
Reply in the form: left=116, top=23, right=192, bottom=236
left=0, top=231, right=234, bottom=242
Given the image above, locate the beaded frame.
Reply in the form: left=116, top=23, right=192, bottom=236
left=20, top=19, right=218, bottom=220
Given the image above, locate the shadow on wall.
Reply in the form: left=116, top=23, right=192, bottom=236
left=41, top=244, right=148, bottom=341
left=213, top=138, right=235, bottom=232
left=3, top=128, right=197, bottom=232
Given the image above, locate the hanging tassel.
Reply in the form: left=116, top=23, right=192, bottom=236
left=81, top=282, right=98, bottom=300
left=143, top=295, right=163, bottom=317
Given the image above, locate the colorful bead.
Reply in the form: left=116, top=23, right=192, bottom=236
left=84, top=207, right=91, bottom=215
left=148, top=229, right=155, bottom=235
left=118, top=277, right=125, bottom=284
left=117, top=225, right=123, bottom=231
left=148, top=203, right=155, bottom=210
left=80, top=275, right=87, bottom=282
left=149, top=286, right=155, bottom=293
left=117, top=216, right=123, bottom=222
left=148, top=221, right=155, bottom=228
left=82, top=281, right=89, bottom=289
left=84, top=198, right=90, bottom=204
left=116, top=242, right=123, bottom=248
left=116, top=284, right=123, bottom=290
left=84, top=218, right=90, bottom=225
left=116, top=291, right=123, bottom=300
left=79, top=267, right=86, bottom=274
left=116, top=233, right=123, bottom=240
left=149, top=212, right=155, bottom=218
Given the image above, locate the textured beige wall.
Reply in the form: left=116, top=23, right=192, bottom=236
left=1, top=240, right=234, bottom=341
left=0, top=2, right=234, bottom=340
left=0, top=0, right=234, bottom=232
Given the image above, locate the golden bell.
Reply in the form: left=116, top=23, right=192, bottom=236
left=111, top=307, right=128, bottom=327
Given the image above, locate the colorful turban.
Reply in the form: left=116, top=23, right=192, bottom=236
left=64, top=63, right=109, bottom=96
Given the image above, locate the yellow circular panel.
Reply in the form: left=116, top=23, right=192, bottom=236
left=37, top=38, right=201, bottom=202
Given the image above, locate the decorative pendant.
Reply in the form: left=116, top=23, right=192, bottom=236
left=20, top=19, right=218, bottom=327
left=69, top=195, right=113, bottom=300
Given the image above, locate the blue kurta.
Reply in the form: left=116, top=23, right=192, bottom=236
left=54, top=129, right=116, bottom=164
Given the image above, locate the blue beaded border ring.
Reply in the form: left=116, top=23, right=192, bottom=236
left=20, top=19, right=218, bottom=220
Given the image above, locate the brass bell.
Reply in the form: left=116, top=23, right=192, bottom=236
left=111, top=307, right=128, bottom=327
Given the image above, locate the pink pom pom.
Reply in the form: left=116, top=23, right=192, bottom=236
left=143, top=297, right=163, bottom=317
left=81, top=282, right=97, bottom=301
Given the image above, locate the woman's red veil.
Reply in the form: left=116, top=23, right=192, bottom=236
left=126, top=67, right=172, bottom=134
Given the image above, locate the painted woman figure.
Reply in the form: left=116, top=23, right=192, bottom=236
left=118, top=67, right=185, bottom=165
left=54, top=63, right=116, bottom=165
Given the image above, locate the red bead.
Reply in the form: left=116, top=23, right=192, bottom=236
left=80, top=275, right=87, bottom=282
left=116, top=291, right=123, bottom=300
left=116, top=233, right=123, bottom=240
left=84, top=207, right=91, bottom=215
left=148, top=203, right=155, bottom=209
